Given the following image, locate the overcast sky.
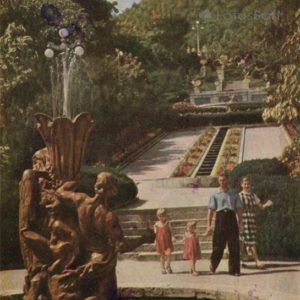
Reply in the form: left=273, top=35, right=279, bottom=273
left=113, top=0, right=141, bottom=13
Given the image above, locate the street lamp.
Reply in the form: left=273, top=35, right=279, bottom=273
left=195, top=20, right=200, bottom=56
left=192, top=20, right=203, bottom=56
left=45, top=27, right=84, bottom=118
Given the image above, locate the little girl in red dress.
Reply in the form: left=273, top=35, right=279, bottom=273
left=154, top=208, right=175, bottom=274
left=183, top=221, right=201, bottom=276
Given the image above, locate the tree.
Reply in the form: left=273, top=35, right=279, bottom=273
left=263, top=8, right=300, bottom=122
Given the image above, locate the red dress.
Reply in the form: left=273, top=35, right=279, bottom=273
left=183, top=232, right=201, bottom=260
left=155, top=221, right=174, bottom=254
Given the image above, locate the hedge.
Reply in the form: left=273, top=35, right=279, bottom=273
left=177, top=110, right=263, bottom=127
left=79, top=166, right=138, bottom=209
left=173, top=102, right=266, bottom=114
left=229, top=159, right=300, bottom=259
left=229, top=158, right=288, bottom=187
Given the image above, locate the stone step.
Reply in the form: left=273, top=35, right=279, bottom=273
left=119, top=250, right=228, bottom=261
left=120, top=218, right=208, bottom=229
left=197, top=168, right=213, bottom=172
left=123, top=228, right=152, bottom=236
left=117, top=207, right=209, bottom=222
left=135, top=241, right=212, bottom=252
left=124, top=234, right=212, bottom=242
left=122, top=225, right=210, bottom=236
left=173, top=234, right=212, bottom=241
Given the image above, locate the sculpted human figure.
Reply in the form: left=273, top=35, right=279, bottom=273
left=20, top=148, right=82, bottom=300
left=20, top=147, right=154, bottom=300
left=56, top=172, right=124, bottom=300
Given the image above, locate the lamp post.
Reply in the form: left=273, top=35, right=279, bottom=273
left=192, top=20, right=203, bottom=56
left=44, top=27, right=84, bottom=118
left=195, top=20, right=200, bottom=56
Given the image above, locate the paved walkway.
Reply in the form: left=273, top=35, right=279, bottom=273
left=243, top=126, right=291, bottom=161
left=129, top=180, right=217, bottom=210
left=1, top=260, right=299, bottom=299
left=123, top=128, right=204, bottom=182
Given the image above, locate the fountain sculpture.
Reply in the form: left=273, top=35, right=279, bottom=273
left=19, top=6, right=153, bottom=299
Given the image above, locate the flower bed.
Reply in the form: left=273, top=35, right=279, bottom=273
left=213, top=127, right=242, bottom=175
left=172, top=101, right=266, bottom=114
left=172, top=127, right=216, bottom=177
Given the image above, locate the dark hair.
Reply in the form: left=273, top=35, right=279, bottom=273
left=218, top=173, right=228, bottom=179
left=241, top=176, right=250, bottom=184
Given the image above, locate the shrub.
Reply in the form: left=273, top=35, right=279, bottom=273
left=229, top=158, right=288, bottom=187
left=248, top=175, right=299, bottom=259
left=281, top=136, right=300, bottom=176
left=79, top=166, right=138, bottom=209
left=177, top=110, right=263, bottom=127
left=172, top=102, right=266, bottom=114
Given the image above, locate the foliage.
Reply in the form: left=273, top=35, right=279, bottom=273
left=263, top=64, right=300, bottom=122
left=173, top=101, right=266, bottom=114
left=177, top=110, right=263, bottom=127
left=256, top=176, right=300, bottom=259
left=120, top=0, right=289, bottom=83
left=262, top=7, right=300, bottom=122
left=74, top=52, right=176, bottom=163
left=281, top=136, right=300, bottom=176
left=79, top=167, right=138, bottom=209
left=0, top=0, right=173, bottom=270
left=228, top=158, right=288, bottom=188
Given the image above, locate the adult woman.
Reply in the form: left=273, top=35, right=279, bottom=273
left=239, top=176, right=272, bottom=268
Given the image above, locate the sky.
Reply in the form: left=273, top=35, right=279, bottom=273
left=112, top=0, right=141, bottom=13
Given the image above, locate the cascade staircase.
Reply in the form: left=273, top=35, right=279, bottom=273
left=196, top=127, right=228, bottom=176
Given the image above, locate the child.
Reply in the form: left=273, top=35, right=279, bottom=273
left=183, top=221, right=201, bottom=276
left=239, top=176, right=273, bottom=268
left=154, top=208, right=175, bottom=274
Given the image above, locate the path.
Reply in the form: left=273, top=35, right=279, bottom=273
left=1, top=260, right=299, bottom=299
left=243, top=126, right=291, bottom=161
left=123, top=128, right=204, bottom=182
left=128, top=180, right=217, bottom=210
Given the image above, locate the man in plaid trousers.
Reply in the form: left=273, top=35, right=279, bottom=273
left=203, top=174, right=243, bottom=276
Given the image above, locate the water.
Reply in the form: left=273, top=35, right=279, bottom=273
left=49, top=49, right=80, bottom=119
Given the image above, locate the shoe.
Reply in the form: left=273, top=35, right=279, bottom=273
left=161, top=268, right=167, bottom=274
left=256, top=262, right=266, bottom=269
left=230, top=272, right=241, bottom=276
left=166, top=266, right=173, bottom=274
left=191, top=270, right=199, bottom=276
left=209, top=263, right=215, bottom=274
